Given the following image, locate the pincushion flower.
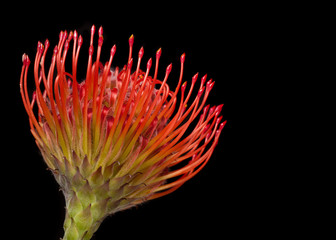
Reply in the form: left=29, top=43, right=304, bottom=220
left=20, top=25, right=226, bottom=240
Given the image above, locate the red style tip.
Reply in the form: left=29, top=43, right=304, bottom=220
left=206, top=80, right=215, bottom=91
left=59, top=31, right=63, bottom=40
left=22, top=54, right=27, bottom=63
left=201, top=74, right=207, bottom=86
left=192, top=72, right=199, bottom=84
left=220, top=120, right=227, bottom=130
left=216, top=116, right=223, bottom=124
left=53, top=46, right=58, bottom=55
left=129, top=34, right=134, bottom=47
left=203, top=105, right=210, bottom=115
left=166, top=63, right=172, bottom=75
left=147, top=58, right=152, bottom=69
left=22, top=54, right=30, bottom=65
left=45, top=39, right=50, bottom=49
left=74, top=30, right=78, bottom=40
left=78, top=35, right=83, bottom=46
left=139, top=47, right=144, bottom=58
left=111, top=44, right=116, bottom=56
left=91, top=25, right=96, bottom=35
left=181, top=81, right=187, bottom=93
left=98, top=26, right=103, bottom=37
left=37, top=42, right=44, bottom=54
left=180, top=53, right=186, bottom=63
left=209, top=106, right=216, bottom=116
left=156, top=48, right=162, bottom=59
left=63, top=31, right=68, bottom=40
left=198, top=87, right=205, bottom=97
left=215, top=104, right=224, bottom=114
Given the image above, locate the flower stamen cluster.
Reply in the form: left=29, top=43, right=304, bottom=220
left=20, top=25, right=226, bottom=240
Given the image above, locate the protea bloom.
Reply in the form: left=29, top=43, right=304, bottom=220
left=20, top=25, right=226, bottom=240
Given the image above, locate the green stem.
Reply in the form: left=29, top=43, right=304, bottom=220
left=62, top=192, right=105, bottom=240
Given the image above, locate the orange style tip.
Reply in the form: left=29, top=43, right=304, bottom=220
left=180, top=53, right=186, bottom=63
left=156, top=48, right=162, bottom=59
left=68, top=31, right=74, bottom=41
left=129, top=34, right=134, bottom=46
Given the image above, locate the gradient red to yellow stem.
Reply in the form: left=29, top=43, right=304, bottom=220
left=20, top=25, right=226, bottom=200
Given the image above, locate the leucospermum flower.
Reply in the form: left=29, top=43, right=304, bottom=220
left=20, top=25, right=226, bottom=240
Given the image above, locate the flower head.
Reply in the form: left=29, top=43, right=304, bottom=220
left=20, top=25, right=226, bottom=240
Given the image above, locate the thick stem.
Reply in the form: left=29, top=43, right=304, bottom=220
left=62, top=192, right=105, bottom=240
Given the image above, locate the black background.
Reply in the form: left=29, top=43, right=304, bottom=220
left=3, top=2, right=271, bottom=240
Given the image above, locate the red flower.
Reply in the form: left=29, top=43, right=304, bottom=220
left=20, top=25, right=226, bottom=240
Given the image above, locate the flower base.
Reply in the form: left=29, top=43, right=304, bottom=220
left=62, top=192, right=104, bottom=240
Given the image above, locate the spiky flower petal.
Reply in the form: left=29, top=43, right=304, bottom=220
left=20, top=25, right=226, bottom=240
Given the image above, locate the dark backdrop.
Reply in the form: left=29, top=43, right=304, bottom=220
left=3, top=2, right=262, bottom=239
